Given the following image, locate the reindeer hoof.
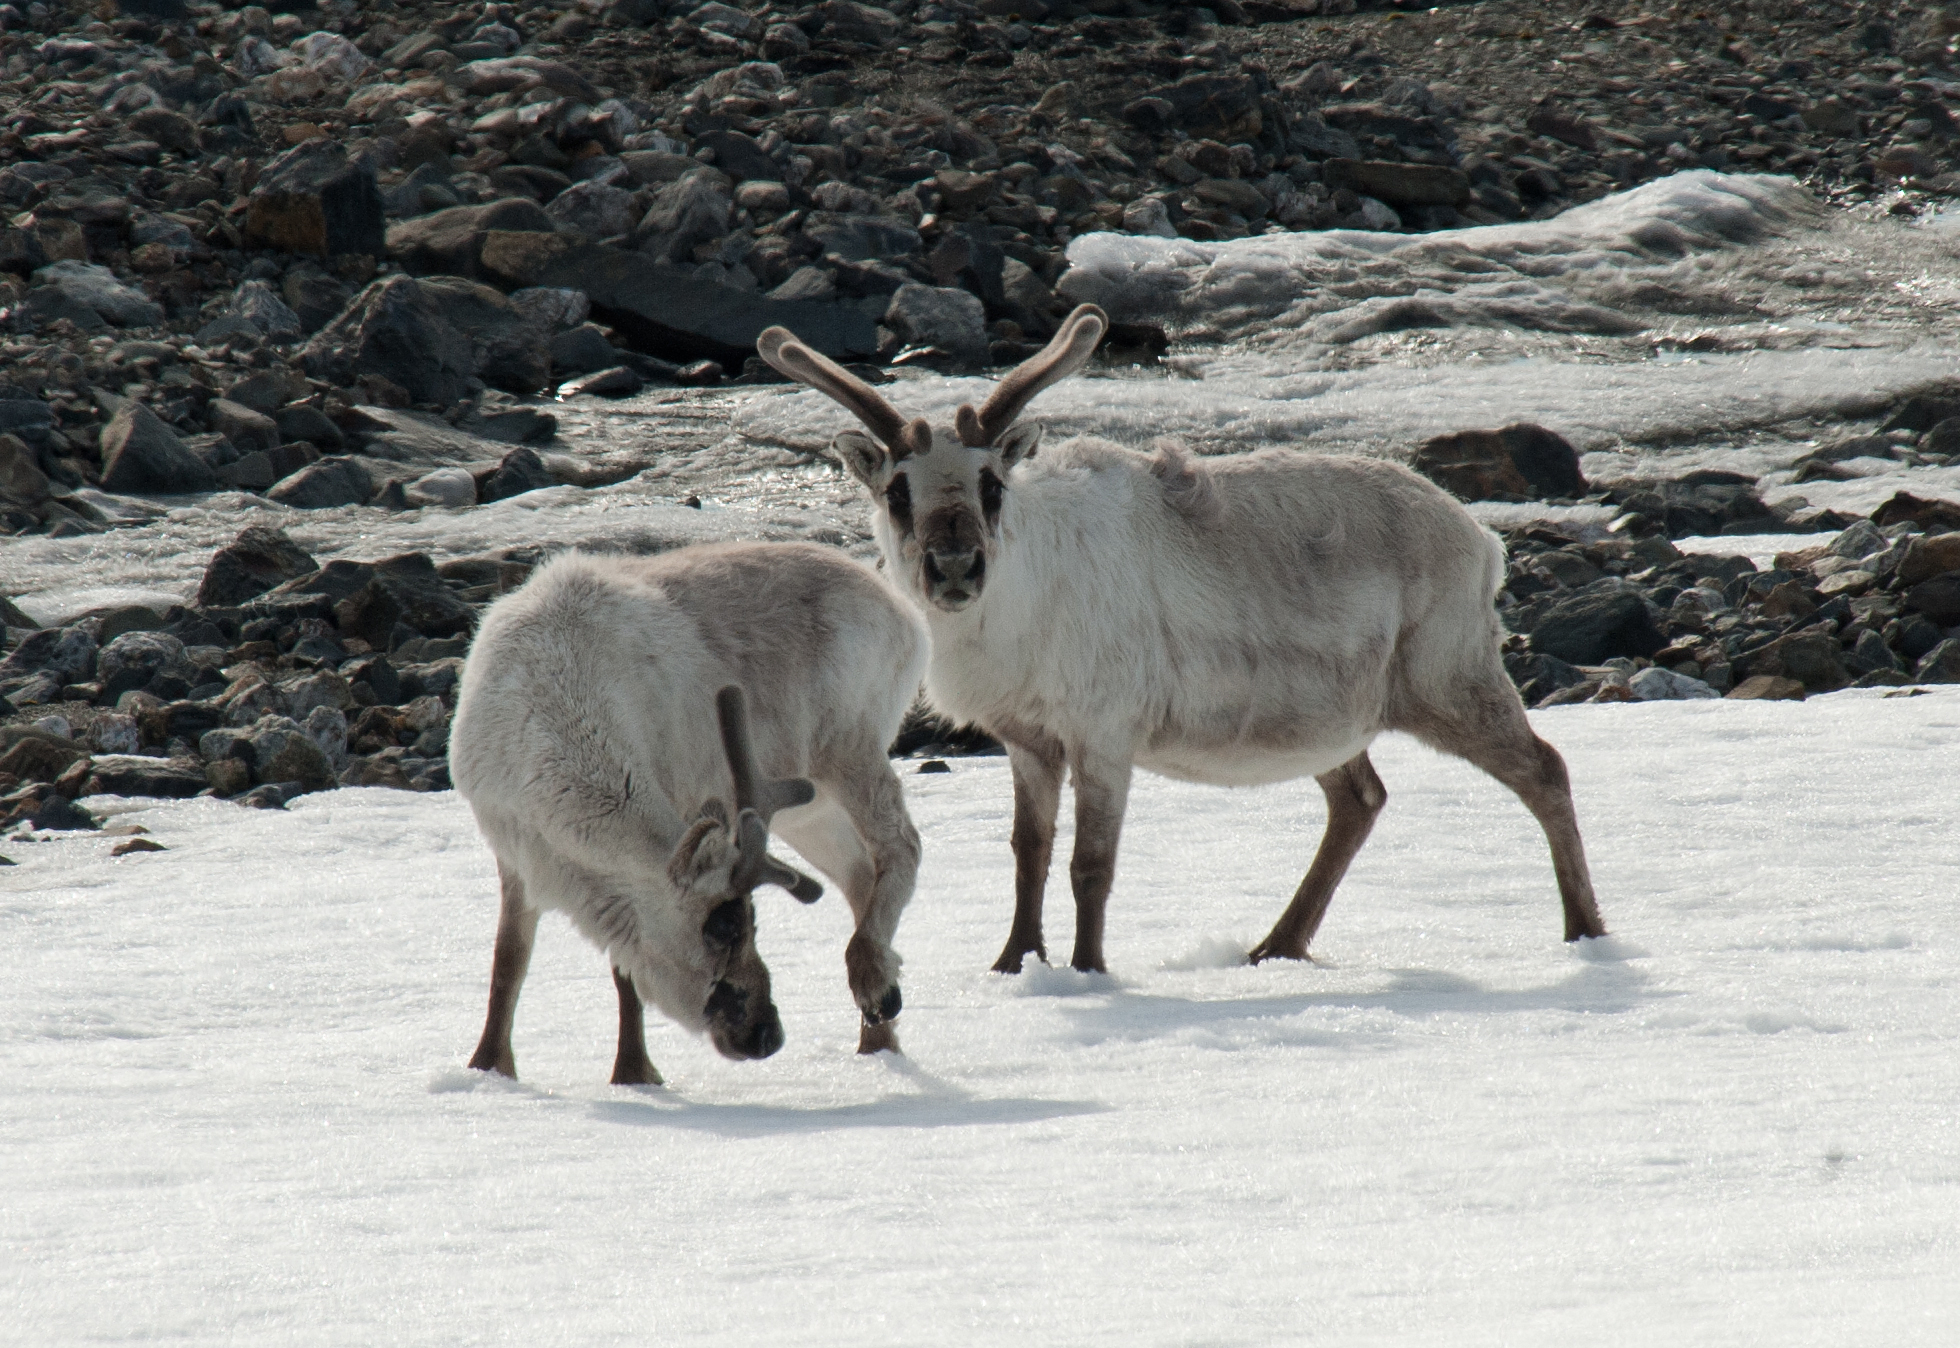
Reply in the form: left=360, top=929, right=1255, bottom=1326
left=860, top=984, right=901, bottom=1025
left=1247, top=940, right=1309, bottom=965
left=610, top=1057, right=664, bottom=1087
left=991, top=943, right=1044, bottom=974
left=857, top=1019, right=899, bottom=1055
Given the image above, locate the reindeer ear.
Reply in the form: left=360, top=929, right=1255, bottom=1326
left=996, top=421, right=1042, bottom=468
left=832, top=431, right=889, bottom=488
left=667, top=814, right=727, bottom=889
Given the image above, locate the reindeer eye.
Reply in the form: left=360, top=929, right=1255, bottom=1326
left=884, top=474, right=913, bottom=528
left=979, top=469, right=1004, bottom=518
left=703, top=898, right=746, bottom=948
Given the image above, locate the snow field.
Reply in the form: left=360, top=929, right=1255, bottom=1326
left=2, top=693, right=1957, bottom=1345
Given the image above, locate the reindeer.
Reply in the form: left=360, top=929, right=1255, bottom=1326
left=755, top=305, right=1606, bottom=975
left=450, top=543, right=927, bottom=1082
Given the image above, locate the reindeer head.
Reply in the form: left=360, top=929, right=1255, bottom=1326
left=665, top=685, right=822, bottom=1061
left=757, top=305, right=1109, bottom=613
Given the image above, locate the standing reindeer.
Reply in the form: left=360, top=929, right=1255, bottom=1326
left=755, top=305, right=1606, bottom=974
left=450, top=543, right=927, bottom=1082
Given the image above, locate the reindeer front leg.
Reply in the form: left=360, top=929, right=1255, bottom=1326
left=469, top=861, right=538, bottom=1078
left=1064, top=746, right=1133, bottom=975
left=995, top=737, right=1065, bottom=973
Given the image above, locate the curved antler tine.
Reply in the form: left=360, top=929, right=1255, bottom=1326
left=756, top=326, right=913, bottom=454
left=715, top=685, right=760, bottom=816
left=759, top=854, right=824, bottom=903
left=973, top=303, right=1109, bottom=444
left=955, top=403, right=987, bottom=447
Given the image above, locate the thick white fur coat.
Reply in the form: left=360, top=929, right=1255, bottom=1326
left=915, top=437, right=1508, bottom=785
left=450, top=542, right=927, bottom=1030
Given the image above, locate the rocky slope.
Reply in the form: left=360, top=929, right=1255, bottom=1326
left=6, top=0, right=1960, bottom=822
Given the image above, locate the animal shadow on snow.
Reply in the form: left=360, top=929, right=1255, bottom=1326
left=1054, top=959, right=1662, bottom=1050
left=587, top=1064, right=1105, bottom=1139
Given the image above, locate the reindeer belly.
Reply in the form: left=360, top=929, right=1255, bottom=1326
left=1137, top=729, right=1378, bottom=787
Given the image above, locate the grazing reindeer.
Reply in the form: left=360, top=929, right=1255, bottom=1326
left=450, top=543, right=927, bottom=1082
left=755, top=305, right=1605, bottom=974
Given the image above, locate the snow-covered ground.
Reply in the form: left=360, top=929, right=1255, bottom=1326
left=5, top=692, right=1957, bottom=1346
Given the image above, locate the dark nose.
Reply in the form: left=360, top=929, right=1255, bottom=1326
left=741, top=1006, right=785, bottom=1059
left=927, top=549, right=985, bottom=587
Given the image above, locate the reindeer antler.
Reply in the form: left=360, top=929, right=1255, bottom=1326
left=955, top=304, right=1109, bottom=447
left=756, top=327, right=930, bottom=460
left=714, top=685, right=823, bottom=903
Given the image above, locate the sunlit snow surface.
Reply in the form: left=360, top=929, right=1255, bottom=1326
left=5, top=694, right=1957, bottom=1345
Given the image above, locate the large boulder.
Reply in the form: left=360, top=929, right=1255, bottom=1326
left=1322, top=159, right=1471, bottom=208
left=243, top=140, right=386, bottom=258
left=267, top=456, right=374, bottom=509
left=1527, top=588, right=1665, bottom=665
left=481, top=237, right=880, bottom=366
left=415, top=278, right=551, bottom=394
left=98, top=400, right=218, bottom=494
left=23, top=261, right=165, bottom=330
left=635, top=170, right=733, bottom=264
left=195, top=525, right=320, bottom=606
left=883, top=284, right=987, bottom=367
left=1414, top=423, right=1586, bottom=502
left=299, top=275, right=479, bottom=406
left=386, top=198, right=557, bottom=279
left=544, top=180, right=638, bottom=241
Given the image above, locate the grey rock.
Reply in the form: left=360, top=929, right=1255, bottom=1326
left=243, top=140, right=386, bottom=258
left=1627, top=666, right=1720, bottom=700
left=207, top=397, right=281, bottom=453
left=768, top=266, right=837, bottom=302
left=1528, top=587, right=1666, bottom=665
left=299, top=275, right=479, bottom=407
left=558, top=366, right=644, bottom=398
left=694, top=130, right=779, bottom=183
left=84, top=753, right=208, bottom=799
left=0, top=624, right=97, bottom=686
left=636, top=171, right=733, bottom=264
left=803, top=211, right=922, bottom=263
left=417, top=277, right=552, bottom=395
left=275, top=404, right=346, bottom=450
left=97, top=630, right=188, bottom=694
left=545, top=180, right=639, bottom=240
left=223, top=369, right=311, bottom=416
left=267, top=456, right=375, bottom=509
left=282, top=267, right=353, bottom=336
left=304, top=703, right=349, bottom=769
left=243, top=714, right=338, bottom=792
left=26, top=261, right=165, bottom=329
left=812, top=0, right=902, bottom=46
left=195, top=525, right=319, bottom=607
left=883, top=283, right=987, bottom=366
left=405, top=467, right=479, bottom=508
left=99, top=401, right=218, bottom=495
left=508, top=286, right=590, bottom=332
left=1916, top=638, right=1960, bottom=684
left=215, top=442, right=323, bottom=492
left=548, top=322, right=624, bottom=374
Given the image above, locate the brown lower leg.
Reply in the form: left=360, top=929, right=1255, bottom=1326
left=468, top=866, right=538, bottom=1077
left=1066, top=757, right=1131, bottom=974
left=1250, top=752, right=1387, bottom=963
left=1511, top=737, right=1606, bottom=940
left=609, top=967, right=662, bottom=1085
left=995, top=741, right=1062, bottom=973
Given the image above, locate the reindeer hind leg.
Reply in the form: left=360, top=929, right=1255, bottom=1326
left=1249, top=751, right=1387, bottom=964
left=469, top=860, right=540, bottom=1078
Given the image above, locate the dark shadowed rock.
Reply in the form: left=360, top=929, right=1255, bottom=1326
left=268, top=456, right=375, bottom=509
left=244, top=141, right=386, bottom=258
left=1528, top=588, right=1665, bottom=665
left=99, top=401, right=218, bottom=495
left=416, top=278, right=551, bottom=394
left=479, top=446, right=556, bottom=502
left=196, top=525, right=319, bottom=606
left=299, top=275, right=478, bottom=406
left=207, top=397, right=280, bottom=453
left=1416, top=424, right=1586, bottom=502
left=487, top=238, right=879, bottom=365
left=84, top=754, right=208, bottom=798
left=1322, top=159, right=1470, bottom=208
